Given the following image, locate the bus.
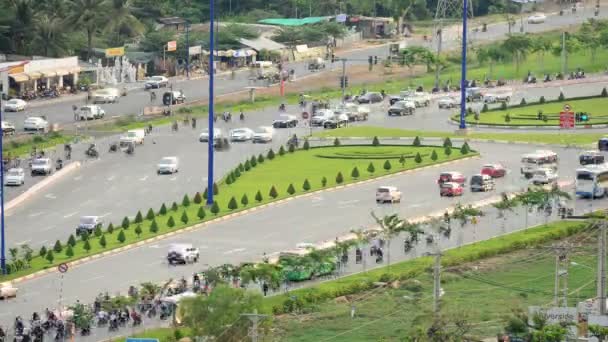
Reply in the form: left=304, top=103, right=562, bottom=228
left=575, top=165, right=608, bottom=198
left=521, top=150, right=558, bottom=178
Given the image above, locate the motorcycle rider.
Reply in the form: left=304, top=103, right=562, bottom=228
left=239, top=110, right=245, bottom=121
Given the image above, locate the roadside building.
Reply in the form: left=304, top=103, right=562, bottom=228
left=1, top=57, right=80, bottom=97
left=348, top=16, right=394, bottom=39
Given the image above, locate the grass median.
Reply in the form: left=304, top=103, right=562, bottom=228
left=1, top=143, right=476, bottom=282
left=313, top=126, right=603, bottom=147
left=2, top=132, right=79, bottom=158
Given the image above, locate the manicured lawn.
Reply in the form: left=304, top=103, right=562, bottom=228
left=1, top=144, right=474, bottom=282
left=113, top=327, right=191, bottom=342
left=3, top=133, right=78, bottom=158
left=457, top=97, right=608, bottom=126
left=313, top=126, right=603, bottom=147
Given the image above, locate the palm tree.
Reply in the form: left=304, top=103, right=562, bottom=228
left=371, top=212, right=414, bottom=269
left=4, top=0, right=36, bottom=54
left=67, top=0, right=107, bottom=59
left=492, top=192, right=520, bottom=233
left=502, top=34, right=532, bottom=74
left=32, top=15, right=68, bottom=57
left=351, top=228, right=372, bottom=272
left=104, top=0, right=144, bottom=46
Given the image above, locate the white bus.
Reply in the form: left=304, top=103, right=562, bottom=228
left=521, top=150, right=558, bottom=178
left=575, top=165, right=608, bottom=198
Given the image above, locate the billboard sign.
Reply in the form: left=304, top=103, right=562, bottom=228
left=105, top=47, right=125, bottom=57
left=167, top=41, right=177, bottom=52
left=189, top=45, right=202, bottom=55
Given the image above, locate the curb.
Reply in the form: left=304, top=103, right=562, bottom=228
left=5, top=161, right=82, bottom=213
left=7, top=154, right=478, bottom=285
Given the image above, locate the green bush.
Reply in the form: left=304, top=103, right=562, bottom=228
left=213, top=182, right=219, bottom=195
left=372, top=136, right=380, bottom=146
left=122, top=217, right=130, bottom=229
left=117, top=230, right=126, bottom=243
left=228, top=197, right=238, bottom=210
left=250, top=156, right=258, bottom=167
left=244, top=160, right=251, bottom=171
left=367, top=162, right=375, bottom=174
left=415, top=152, right=422, bottom=163
left=94, top=226, right=102, bottom=237
left=234, top=168, right=241, bottom=178
left=83, top=239, right=91, bottom=252
left=269, top=185, right=278, bottom=198
left=80, top=231, right=89, bottom=242
left=445, top=146, right=452, bottom=156
left=53, top=240, right=62, bottom=253
left=288, top=143, right=295, bottom=153
left=602, top=87, right=608, bottom=97
left=336, top=172, right=344, bottom=184
left=226, top=173, right=234, bottom=185
left=351, top=167, right=360, bottom=179
left=383, top=160, right=392, bottom=171
left=520, top=98, right=527, bottom=106
left=258, top=154, right=265, bottom=163
left=133, top=224, right=142, bottom=237
left=255, top=190, right=263, bottom=202
left=211, top=201, right=220, bottom=215
left=302, top=179, right=311, bottom=191
left=505, top=113, right=511, bottom=123
left=45, top=250, right=54, bottom=264
left=399, top=155, right=406, bottom=167
left=149, top=219, right=159, bottom=233
left=39, top=246, right=47, bottom=258
left=159, top=203, right=167, bottom=216
left=321, top=176, right=327, bottom=187
left=443, top=137, right=452, bottom=148
left=413, top=136, right=421, bottom=146
left=180, top=211, right=189, bottom=224
left=99, top=235, right=107, bottom=248
left=182, top=195, right=191, bottom=207
left=171, top=202, right=179, bottom=212
left=431, top=150, right=438, bottom=161
left=241, top=194, right=249, bottom=206
left=500, top=102, right=507, bottom=110
left=238, top=163, right=244, bottom=173
left=197, top=206, right=206, bottom=220
left=107, top=223, right=115, bottom=234
left=267, top=149, right=276, bottom=160
left=539, top=95, right=546, bottom=103
left=134, top=210, right=143, bottom=224
left=165, top=215, right=175, bottom=228
left=67, top=234, right=76, bottom=247
left=460, top=142, right=471, bottom=155
left=279, top=146, right=286, bottom=156
left=333, top=138, right=341, bottom=146
left=65, top=245, right=74, bottom=258
left=287, top=183, right=296, bottom=195
left=481, top=103, right=488, bottom=112
left=146, top=208, right=156, bottom=220
left=303, top=139, right=310, bottom=150
left=558, top=91, right=565, bottom=101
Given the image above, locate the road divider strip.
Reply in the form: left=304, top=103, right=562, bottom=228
left=8, top=154, right=480, bottom=285
left=5, top=162, right=82, bottom=213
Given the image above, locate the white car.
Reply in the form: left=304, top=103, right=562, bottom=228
left=145, top=76, right=169, bottom=89
left=3, top=98, right=27, bottom=112
left=93, top=88, right=120, bottom=104
left=199, top=128, right=223, bottom=142
left=157, top=156, right=179, bottom=174
left=167, top=243, right=199, bottom=265
left=0, top=282, right=17, bottom=299
left=23, top=117, right=48, bottom=132
left=483, top=93, right=511, bottom=103
left=388, top=101, right=416, bottom=116
left=229, top=128, right=255, bottom=141
left=252, top=126, right=274, bottom=143
left=437, top=97, right=459, bottom=109
left=527, top=13, right=547, bottom=24
left=78, top=105, right=105, bottom=120
left=31, top=158, right=52, bottom=176
left=2, top=121, right=15, bottom=135
left=272, top=114, right=298, bottom=128
left=4, top=168, right=25, bottom=186
left=376, top=186, right=402, bottom=204
left=532, top=168, right=558, bottom=185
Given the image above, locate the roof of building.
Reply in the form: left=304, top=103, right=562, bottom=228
left=0, top=61, right=28, bottom=72
left=157, top=17, right=186, bottom=25
left=238, top=37, right=286, bottom=51
left=258, top=16, right=330, bottom=26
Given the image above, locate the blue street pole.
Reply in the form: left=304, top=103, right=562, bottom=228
left=0, top=93, right=5, bottom=274
left=207, top=0, right=215, bottom=205
left=459, top=0, right=468, bottom=130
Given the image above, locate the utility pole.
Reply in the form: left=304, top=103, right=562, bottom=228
left=432, top=251, right=442, bottom=314
left=185, top=22, right=190, bottom=79
left=550, top=242, right=574, bottom=307
left=242, top=309, right=267, bottom=342
left=434, top=25, right=443, bottom=89
left=0, top=77, right=5, bottom=274
left=207, top=0, right=216, bottom=205
left=561, top=32, right=568, bottom=76
left=341, top=58, right=347, bottom=104
left=599, top=221, right=606, bottom=314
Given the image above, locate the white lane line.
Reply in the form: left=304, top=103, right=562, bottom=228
left=45, top=193, right=56, bottom=199
left=170, top=176, right=177, bottom=181
left=28, top=211, right=45, bottom=218
left=99, top=212, right=112, bottom=218
left=40, top=226, right=55, bottom=232
left=73, top=176, right=83, bottom=181
left=223, top=248, right=246, bottom=255
left=15, top=239, right=31, bottom=245
left=63, top=211, right=78, bottom=218
left=338, top=199, right=360, bottom=205
left=107, top=175, right=115, bottom=181
left=139, top=175, right=148, bottom=181
left=81, top=275, right=104, bottom=283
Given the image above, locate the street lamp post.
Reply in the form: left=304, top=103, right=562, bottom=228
left=0, top=92, right=5, bottom=274
left=207, top=0, right=216, bottom=205
left=459, top=0, right=468, bottom=130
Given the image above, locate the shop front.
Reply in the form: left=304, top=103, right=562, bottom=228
left=7, top=57, right=80, bottom=97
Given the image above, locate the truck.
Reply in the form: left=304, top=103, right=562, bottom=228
left=120, top=129, right=145, bottom=146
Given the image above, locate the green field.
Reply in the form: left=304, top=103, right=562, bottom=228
left=457, top=97, right=608, bottom=126
left=2, top=144, right=473, bottom=282
left=313, top=126, right=604, bottom=147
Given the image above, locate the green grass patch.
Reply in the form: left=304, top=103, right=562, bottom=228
left=1, top=144, right=474, bottom=282
left=313, top=126, right=603, bottom=147
left=3, top=132, right=79, bottom=158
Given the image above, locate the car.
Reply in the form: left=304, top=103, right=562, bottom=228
left=3, top=98, right=27, bottom=112
left=310, top=109, right=335, bottom=127
left=437, top=97, right=459, bottom=109
left=4, top=168, right=25, bottom=186
left=157, top=156, right=179, bottom=174
left=229, top=128, right=255, bottom=141
left=199, top=128, right=223, bottom=142
left=465, top=87, right=483, bottom=102
left=376, top=186, right=402, bottom=203
left=532, top=168, right=558, bottom=185
left=273, top=114, right=298, bottom=128
left=356, top=92, right=383, bottom=104
left=440, top=182, right=464, bottom=197
left=252, top=126, right=274, bottom=143
left=470, top=174, right=495, bottom=192
left=483, top=93, right=511, bottom=103
left=405, top=93, right=431, bottom=108
left=120, top=129, right=145, bottom=145
left=78, top=105, right=105, bottom=120
left=76, top=216, right=103, bottom=236
left=0, top=282, right=18, bottom=299
left=162, top=91, right=186, bottom=105
left=323, top=113, right=349, bottom=129
left=438, top=171, right=466, bottom=185
left=23, top=117, right=48, bottom=132
left=481, top=164, right=507, bottom=178
left=527, top=13, right=547, bottom=24
left=388, top=100, right=416, bottom=116
left=389, top=90, right=416, bottom=105
left=167, top=243, right=200, bottom=265
left=145, top=75, right=169, bottom=89
left=2, top=121, right=15, bottom=136
left=92, top=88, right=120, bottom=104
left=30, top=158, right=52, bottom=176
left=334, top=103, right=370, bottom=122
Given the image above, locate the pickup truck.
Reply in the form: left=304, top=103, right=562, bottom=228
left=334, top=104, right=369, bottom=122
left=390, top=91, right=431, bottom=107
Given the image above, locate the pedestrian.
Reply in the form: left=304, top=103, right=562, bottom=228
left=191, top=117, right=196, bottom=129
left=262, top=283, right=269, bottom=296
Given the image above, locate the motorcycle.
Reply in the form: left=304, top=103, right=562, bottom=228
left=85, top=145, right=99, bottom=158
left=55, top=159, right=63, bottom=170
left=109, top=143, right=118, bottom=152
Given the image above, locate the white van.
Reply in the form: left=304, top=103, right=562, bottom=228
left=120, top=129, right=145, bottom=145
left=532, top=168, right=558, bottom=185
left=376, top=186, right=402, bottom=204
left=167, top=244, right=200, bottom=265
left=93, top=88, right=120, bottom=104
left=79, top=105, right=105, bottom=120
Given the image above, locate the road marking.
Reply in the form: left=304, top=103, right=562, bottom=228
left=63, top=211, right=78, bottom=218
left=40, top=226, right=55, bottom=232
left=311, top=196, right=323, bottom=202
left=45, top=193, right=57, bottom=199
left=73, top=176, right=82, bottom=181
left=149, top=244, right=161, bottom=249
left=223, top=248, right=246, bottom=255
left=170, top=176, right=177, bottom=181
left=28, top=211, right=45, bottom=218
left=107, top=175, right=115, bottom=181
left=81, top=275, right=104, bottom=283
left=338, top=199, right=360, bottom=205
left=139, top=175, right=148, bottom=181
left=15, top=239, right=31, bottom=245
left=99, top=212, right=112, bottom=218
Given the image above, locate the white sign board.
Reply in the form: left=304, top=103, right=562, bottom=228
left=529, top=306, right=578, bottom=336
left=336, top=14, right=347, bottom=23
left=295, top=44, right=309, bottom=53
left=188, top=45, right=202, bottom=56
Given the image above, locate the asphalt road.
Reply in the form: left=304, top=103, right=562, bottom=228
left=2, top=5, right=605, bottom=132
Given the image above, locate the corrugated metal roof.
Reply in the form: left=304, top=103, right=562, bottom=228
left=238, top=37, right=286, bottom=51
left=258, top=16, right=330, bottom=26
